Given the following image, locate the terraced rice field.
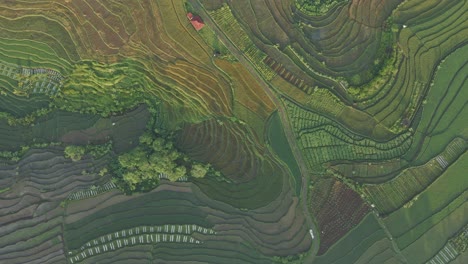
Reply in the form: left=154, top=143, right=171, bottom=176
left=0, top=0, right=466, bottom=262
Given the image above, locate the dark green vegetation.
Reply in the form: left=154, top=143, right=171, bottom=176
left=0, top=0, right=466, bottom=263
left=267, top=111, right=302, bottom=196
left=294, top=0, right=348, bottom=16
left=112, top=129, right=213, bottom=193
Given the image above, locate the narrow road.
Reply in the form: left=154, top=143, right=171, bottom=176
left=189, top=1, right=319, bottom=262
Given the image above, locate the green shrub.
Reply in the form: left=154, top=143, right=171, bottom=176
left=64, top=145, right=86, bottom=161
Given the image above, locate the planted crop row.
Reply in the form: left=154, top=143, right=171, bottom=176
left=330, top=159, right=404, bottom=183
left=70, top=233, right=201, bottom=264
left=68, top=224, right=214, bottom=263
left=425, top=242, right=459, bottom=264
left=285, top=99, right=411, bottom=147
left=0, top=36, right=72, bottom=117
left=209, top=5, right=276, bottom=81
left=64, top=190, right=213, bottom=249
left=64, top=176, right=307, bottom=259
left=213, top=59, right=275, bottom=119
left=307, top=89, right=346, bottom=117
left=0, top=14, right=79, bottom=66
left=284, top=98, right=411, bottom=171
left=362, top=161, right=442, bottom=215
left=0, top=60, right=64, bottom=96
left=264, top=56, right=313, bottom=94
left=283, top=45, right=340, bottom=87
left=362, top=138, right=466, bottom=214
left=367, top=56, right=418, bottom=131
left=78, top=244, right=153, bottom=264
left=67, top=181, right=117, bottom=201
left=191, top=157, right=283, bottom=209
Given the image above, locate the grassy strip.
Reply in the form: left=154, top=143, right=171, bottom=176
left=283, top=98, right=411, bottom=171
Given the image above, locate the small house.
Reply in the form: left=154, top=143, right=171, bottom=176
left=187, top=12, right=205, bottom=31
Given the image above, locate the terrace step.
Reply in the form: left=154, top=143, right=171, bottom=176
left=67, top=181, right=117, bottom=201
left=68, top=223, right=215, bottom=263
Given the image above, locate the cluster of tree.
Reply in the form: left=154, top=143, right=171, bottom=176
left=111, top=130, right=213, bottom=193
left=64, top=141, right=113, bottom=162
left=272, top=252, right=307, bottom=264
left=55, top=60, right=146, bottom=117
left=2, top=107, right=52, bottom=126
left=0, top=143, right=59, bottom=162
left=64, top=145, right=86, bottom=161
left=294, top=0, right=347, bottom=16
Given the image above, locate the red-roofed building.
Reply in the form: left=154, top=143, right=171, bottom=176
left=187, top=12, right=205, bottom=31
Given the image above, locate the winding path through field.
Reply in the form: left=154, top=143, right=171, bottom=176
left=189, top=0, right=319, bottom=261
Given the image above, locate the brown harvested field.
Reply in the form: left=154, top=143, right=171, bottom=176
left=309, top=178, right=370, bottom=255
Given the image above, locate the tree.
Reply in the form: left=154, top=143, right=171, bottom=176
left=123, top=171, right=142, bottom=190
left=64, top=145, right=86, bottom=161
left=112, top=129, right=216, bottom=192
left=169, top=166, right=186, bottom=181
left=139, top=132, right=153, bottom=145
left=190, top=163, right=210, bottom=178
